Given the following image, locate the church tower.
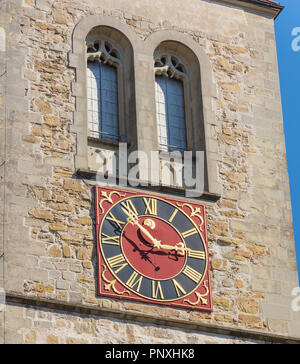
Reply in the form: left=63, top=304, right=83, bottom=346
left=0, top=0, right=299, bottom=344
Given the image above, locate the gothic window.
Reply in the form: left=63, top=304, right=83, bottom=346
left=154, top=53, right=188, bottom=152
left=87, top=40, right=120, bottom=142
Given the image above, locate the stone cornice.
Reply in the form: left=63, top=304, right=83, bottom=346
left=75, top=169, right=221, bottom=203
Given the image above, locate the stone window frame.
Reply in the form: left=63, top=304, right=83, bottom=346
left=141, top=31, right=221, bottom=199
left=69, top=17, right=221, bottom=200
left=69, top=15, right=138, bottom=173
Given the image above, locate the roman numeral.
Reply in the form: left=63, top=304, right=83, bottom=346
left=182, top=265, right=202, bottom=284
left=152, top=281, right=164, bottom=300
left=106, top=213, right=125, bottom=230
left=172, top=279, right=187, bottom=297
left=121, top=200, right=138, bottom=217
left=101, top=233, right=120, bottom=246
left=182, top=227, right=198, bottom=238
left=187, top=249, right=205, bottom=260
left=143, top=198, right=157, bottom=216
left=126, top=271, right=143, bottom=293
left=107, top=254, right=128, bottom=274
left=168, top=209, right=178, bottom=223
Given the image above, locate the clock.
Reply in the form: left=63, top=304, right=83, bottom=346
left=95, top=186, right=212, bottom=312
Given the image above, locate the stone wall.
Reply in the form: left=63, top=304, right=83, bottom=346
left=4, top=302, right=275, bottom=344
left=0, top=0, right=299, bottom=343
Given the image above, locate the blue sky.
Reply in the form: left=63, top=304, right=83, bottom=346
left=274, top=0, right=300, bottom=279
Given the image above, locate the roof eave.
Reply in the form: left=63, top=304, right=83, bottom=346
left=215, top=0, right=284, bottom=20
left=242, top=0, right=284, bottom=19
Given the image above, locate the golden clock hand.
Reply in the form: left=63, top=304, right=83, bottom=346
left=122, top=208, right=161, bottom=248
left=137, top=222, right=161, bottom=248
left=155, top=242, right=195, bottom=256
left=159, top=242, right=185, bottom=255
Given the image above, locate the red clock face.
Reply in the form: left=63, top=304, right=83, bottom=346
left=95, top=186, right=212, bottom=311
left=121, top=216, right=186, bottom=281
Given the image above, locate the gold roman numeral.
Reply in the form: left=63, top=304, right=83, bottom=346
left=143, top=198, right=157, bottom=216
left=182, top=228, right=198, bottom=238
left=106, top=213, right=125, bottom=230
left=121, top=200, right=138, bottom=217
left=168, top=209, right=178, bottom=223
left=172, top=279, right=187, bottom=297
left=101, top=233, right=120, bottom=246
left=107, top=254, right=128, bottom=274
left=183, top=265, right=202, bottom=284
left=126, top=271, right=143, bottom=293
left=187, top=250, right=205, bottom=260
left=152, top=281, right=164, bottom=300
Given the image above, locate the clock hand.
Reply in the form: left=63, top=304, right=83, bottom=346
left=154, top=242, right=202, bottom=257
left=121, top=209, right=187, bottom=256
left=158, top=242, right=186, bottom=256
left=138, top=223, right=161, bottom=248
left=122, top=208, right=161, bottom=248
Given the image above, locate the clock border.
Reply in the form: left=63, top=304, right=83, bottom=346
left=97, top=191, right=210, bottom=304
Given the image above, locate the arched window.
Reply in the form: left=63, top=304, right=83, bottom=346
left=87, top=40, right=120, bottom=142
left=154, top=53, right=188, bottom=152
left=71, top=22, right=137, bottom=174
